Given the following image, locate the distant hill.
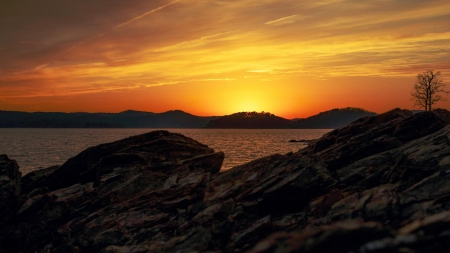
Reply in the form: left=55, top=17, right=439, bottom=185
left=206, top=111, right=292, bottom=129
left=292, top=107, right=377, bottom=129
left=0, top=110, right=217, bottom=128
left=0, top=107, right=376, bottom=129
left=206, top=108, right=376, bottom=129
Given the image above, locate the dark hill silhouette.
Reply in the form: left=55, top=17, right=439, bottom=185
left=0, top=110, right=216, bottom=128
left=292, top=107, right=377, bottom=129
left=146, top=110, right=218, bottom=128
left=0, top=108, right=375, bottom=129
left=206, top=108, right=376, bottom=129
left=206, top=111, right=292, bottom=128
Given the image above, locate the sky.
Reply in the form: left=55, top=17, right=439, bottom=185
left=1, top=0, right=449, bottom=118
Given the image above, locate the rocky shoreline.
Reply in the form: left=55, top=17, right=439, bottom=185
left=1, top=108, right=450, bottom=253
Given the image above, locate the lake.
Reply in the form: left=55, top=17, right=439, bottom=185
left=0, top=128, right=331, bottom=175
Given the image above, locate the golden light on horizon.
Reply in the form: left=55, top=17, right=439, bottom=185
left=236, top=100, right=262, bottom=113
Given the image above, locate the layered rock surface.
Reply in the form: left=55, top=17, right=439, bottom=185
left=0, top=155, right=21, bottom=224
left=1, top=109, right=450, bottom=253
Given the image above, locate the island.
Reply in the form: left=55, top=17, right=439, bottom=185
left=206, top=108, right=376, bottom=129
left=206, top=111, right=292, bottom=128
left=1, top=108, right=450, bottom=252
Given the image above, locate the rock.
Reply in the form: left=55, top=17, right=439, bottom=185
left=247, top=221, right=391, bottom=253
left=0, top=154, right=21, bottom=223
left=21, top=165, right=59, bottom=197
left=2, top=109, right=450, bottom=253
left=231, top=215, right=272, bottom=250
left=393, top=108, right=450, bottom=143
left=42, top=130, right=217, bottom=191
left=0, top=131, right=224, bottom=253
left=360, top=211, right=450, bottom=253
left=307, top=108, right=412, bottom=154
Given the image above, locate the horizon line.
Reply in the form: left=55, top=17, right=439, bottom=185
left=0, top=107, right=401, bottom=119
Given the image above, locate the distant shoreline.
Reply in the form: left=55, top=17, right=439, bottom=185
left=0, top=107, right=376, bottom=129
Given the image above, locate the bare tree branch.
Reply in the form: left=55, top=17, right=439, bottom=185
left=411, top=70, right=448, bottom=111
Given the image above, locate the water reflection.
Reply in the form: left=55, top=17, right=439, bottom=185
left=0, top=128, right=331, bottom=174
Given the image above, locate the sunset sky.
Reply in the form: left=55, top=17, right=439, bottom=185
left=1, top=0, right=449, bottom=118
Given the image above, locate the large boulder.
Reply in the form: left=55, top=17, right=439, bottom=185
left=2, top=109, right=450, bottom=253
left=1, top=131, right=224, bottom=253
left=22, top=130, right=219, bottom=194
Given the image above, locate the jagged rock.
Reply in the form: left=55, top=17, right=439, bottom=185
left=0, top=155, right=21, bottom=222
left=360, top=210, right=450, bottom=253
left=231, top=215, right=272, bottom=250
left=42, top=131, right=217, bottom=191
left=2, top=110, right=450, bottom=253
left=247, top=221, right=391, bottom=253
left=306, top=109, right=450, bottom=172
left=21, top=165, right=59, bottom=197
left=308, top=108, right=412, bottom=153
left=0, top=131, right=224, bottom=253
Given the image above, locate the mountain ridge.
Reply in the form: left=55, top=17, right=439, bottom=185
left=0, top=108, right=376, bottom=129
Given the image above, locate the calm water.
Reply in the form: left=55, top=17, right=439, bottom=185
left=0, top=128, right=331, bottom=175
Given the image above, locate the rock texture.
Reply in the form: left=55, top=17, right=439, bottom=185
left=0, top=155, right=21, bottom=224
left=1, top=109, right=450, bottom=253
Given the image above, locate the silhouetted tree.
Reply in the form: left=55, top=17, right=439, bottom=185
left=411, top=70, right=448, bottom=111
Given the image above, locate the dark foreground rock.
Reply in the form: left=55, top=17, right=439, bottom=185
left=0, top=155, right=21, bottom=224
left=1, top=109, right=450, bottom=253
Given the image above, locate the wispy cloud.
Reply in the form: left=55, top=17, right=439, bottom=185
left=265, top=14, right=309, bottom=26
left=114, top=0, right=180, bottom=29
left=66, top=0, right=180, bottom=53
left=154, top=31, right=238, bottom=52
left=143, top=78, right=235, bottom=87
left=0, top=0, right=449, bottom=114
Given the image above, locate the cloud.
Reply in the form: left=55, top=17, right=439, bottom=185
left=33, top=64, right=50, bottom=72
left=114, top=0, right=180, bottom=29
left=265, top=14, right=310, bottom=26
left=0, top=0, right=449, bottom=103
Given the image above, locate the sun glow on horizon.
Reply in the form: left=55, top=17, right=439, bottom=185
left=235, top=100, right=264, bottom=114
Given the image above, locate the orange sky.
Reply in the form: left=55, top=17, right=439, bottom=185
left=1, top=0, right=449, bottom=118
